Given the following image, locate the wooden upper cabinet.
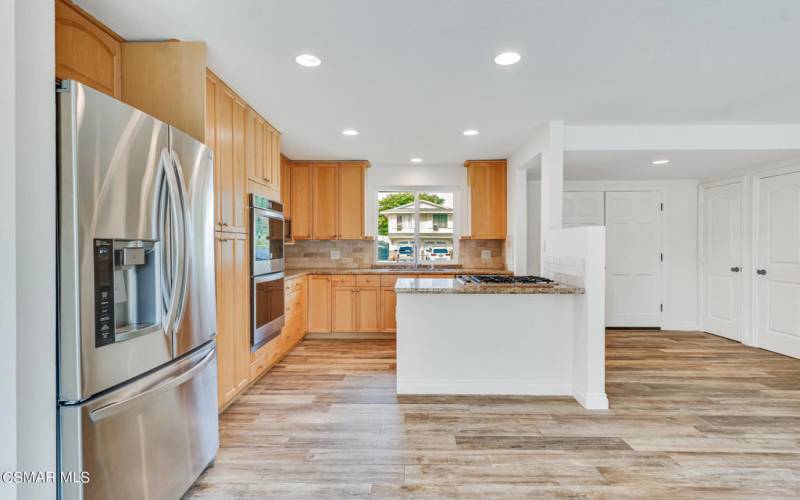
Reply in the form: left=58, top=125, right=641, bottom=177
left=214, top=81, right=247, bottom=233
left=121, top=41, right=207, bottom=142
left=55, top=0, right=122, bottom=99
left=245, top=108, right=260, bottom=184
left=290, top=164, right=312, bottom=239
left=311, top=164, right=338, bottom=239
left=465, top=159, right=507, bottom=239
left=338, top=163, right=366, bottom=239
left=205, top=72, right=218, bottom=162
left=280, top=155, right=292, bottom=218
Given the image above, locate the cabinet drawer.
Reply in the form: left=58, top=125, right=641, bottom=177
left=249, top=347, right=268, bottom=380
left=356, top=274, right=380, bottom=287
left=331, top=275, right=356, bottom=287
left=285, top=276, right=306, bottom=294
left=380, top=274, right=418, bottom=287
left=285, top=289, right=305, bottom=315
left=421, top=274, right=455, bottom=279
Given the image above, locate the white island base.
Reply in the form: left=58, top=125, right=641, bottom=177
left=396, top=279, right=608, bottom=410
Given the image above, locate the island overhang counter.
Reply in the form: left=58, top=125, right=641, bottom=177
left=395, top=277, right=608, bottom=410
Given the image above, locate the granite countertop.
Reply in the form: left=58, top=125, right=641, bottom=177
left=284, top=268, right=513, bottom=279
left=394, top=277, right=584, bottom=295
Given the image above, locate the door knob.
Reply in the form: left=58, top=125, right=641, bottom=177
left=730, top=266, right=740, bottom=272
left=756, top=269, right=767, bottom=276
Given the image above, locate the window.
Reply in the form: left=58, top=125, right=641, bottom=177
left=377, top=190, right=455, bottom=264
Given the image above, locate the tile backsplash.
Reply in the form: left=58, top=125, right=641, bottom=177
left=459, top=239, right=506, bottom=269
left=285, top=240, right=375, bottom=269
left=285, top=238, right=506, bottom=270
left=543, top=255, right=585, bottom=288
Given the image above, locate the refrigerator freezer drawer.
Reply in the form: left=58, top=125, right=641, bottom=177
left=59, top=341, right=219, bottom=500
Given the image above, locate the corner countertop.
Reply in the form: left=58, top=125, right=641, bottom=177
left=283, top=268, right=513, bottom=279
left=394, top=277, right=584, bottom=295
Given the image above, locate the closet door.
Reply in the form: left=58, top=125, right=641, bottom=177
left=756, top=170, right=800, bottom=358
left=605, top=192, right=662, bottom=328
left=700, top=181, right=744, bottom=341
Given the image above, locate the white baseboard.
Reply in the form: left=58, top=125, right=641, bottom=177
left=396, top=380, right=571, bottom=396
left=572, top=388, right=609, bottom=410
left=660, top=321, right=699, bottom=332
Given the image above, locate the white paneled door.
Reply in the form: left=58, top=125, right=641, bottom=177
left=701, top=182, right=744, bottom=341
left=605, top=192, right=662, bottom=327
left=563, top=192, right=605, bottom=228
left=756, top=170, right=800, bottom=359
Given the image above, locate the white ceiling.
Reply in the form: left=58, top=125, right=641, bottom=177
left=77, top=0, right=800, bottom=166
left=523, top=150, right=800, bottom=180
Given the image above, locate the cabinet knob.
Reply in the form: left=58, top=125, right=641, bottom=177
left=756, top=269, right=767, bottom=276
left=730, top=266, right=740, bottom=273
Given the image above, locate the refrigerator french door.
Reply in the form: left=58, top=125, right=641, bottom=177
left=57, top=81, right=218, bottom=500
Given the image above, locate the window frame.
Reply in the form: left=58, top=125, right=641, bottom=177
left=374, top=187, right=460, bottom=266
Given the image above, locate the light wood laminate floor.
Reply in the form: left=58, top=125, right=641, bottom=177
left=185, top=331, right=800, bottom=499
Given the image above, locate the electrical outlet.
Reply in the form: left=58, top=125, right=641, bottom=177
left=481, top=250, right=492, bottom=261
left=330, top=249, right=341, bottom=260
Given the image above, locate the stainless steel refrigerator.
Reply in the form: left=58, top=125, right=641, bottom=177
left=57, top=81, right=219, bottom=500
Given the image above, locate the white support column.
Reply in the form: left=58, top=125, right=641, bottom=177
left=540, top=121, right=565, bottom=271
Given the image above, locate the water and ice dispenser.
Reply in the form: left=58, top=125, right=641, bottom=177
left=93, top=239, right=159, bottom=347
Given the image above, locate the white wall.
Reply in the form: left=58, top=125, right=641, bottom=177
left=528, top=179, right=699, bottom=331
left=1, top=1, right=18, bottom=498
left=4, top=1, right=57, bottom=499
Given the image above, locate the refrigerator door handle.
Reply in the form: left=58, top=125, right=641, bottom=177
left=170, top=149, right=191, bottom=334
left=88, top=345, right=215, bottom=423
left=160, top=148, right=185, bottom=337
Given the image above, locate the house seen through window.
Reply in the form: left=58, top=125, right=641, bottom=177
left=377, top=191, right=455, bottom=263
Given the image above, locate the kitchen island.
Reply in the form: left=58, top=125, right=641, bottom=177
left=395, top=277, right=609, bottom=410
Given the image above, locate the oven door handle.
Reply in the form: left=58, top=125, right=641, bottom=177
left=253, top=271, right=285, bottom=283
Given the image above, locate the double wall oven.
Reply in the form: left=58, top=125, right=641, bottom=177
left=250, top=194, right=285, bottom=349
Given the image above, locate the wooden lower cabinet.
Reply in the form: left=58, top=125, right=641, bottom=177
left=308, top=276, right=332, bottom=332
left=215, top=232, right=249, bottom=409
left=357, top=287, right=380, bottom=332
left=332, top=287, right=356, bottom=332
left=380, top=287, right=397, bottom=333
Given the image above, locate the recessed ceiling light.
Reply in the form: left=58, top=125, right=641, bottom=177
left=342, top=129, right=359, bottom=136
left=410, top=158, right=423, bottom=163
left=494, top=51, right=521, bottom=66
left=651, top=159, right=670, bottom=166
left=462, top=129, right=479, bottom=136
left=295, top=54, right=321, bottom=67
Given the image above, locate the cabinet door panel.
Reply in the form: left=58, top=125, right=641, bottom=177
left=290, top=165, right=312, bottom=239
left=232, top=98, right=247, bottom=230
left=332, top=288, right=356, bottom=332
left=338, top=163, right=364, bottom=239
left=380, top=288, right=397, bottom=333
left=245, top=109, right=259, bottom=182
left=307, top=276, right=331, bottom=332
left=467, top=160, right=506, bottom=239
left=232, top=236, right=250, bottom=393
left=281, top=155, right=292, bottom=214
left=357, top=288, right=380, bottom=332
left=271, top=132, right=281, bottom=191
left=312, top=165, right=338, bottom=239
left=55, top=0, right=122, bottom=99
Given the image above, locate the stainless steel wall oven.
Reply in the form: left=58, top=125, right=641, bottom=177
left=250, top=195, right=285, bottom=349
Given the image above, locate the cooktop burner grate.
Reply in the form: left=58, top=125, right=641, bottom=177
left=457, top=275, right=555, bottom=285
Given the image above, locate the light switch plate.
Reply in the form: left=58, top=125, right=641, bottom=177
left=330, top=249, right=341, bottom=260
left=481, top=250, right=492, bottom=260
